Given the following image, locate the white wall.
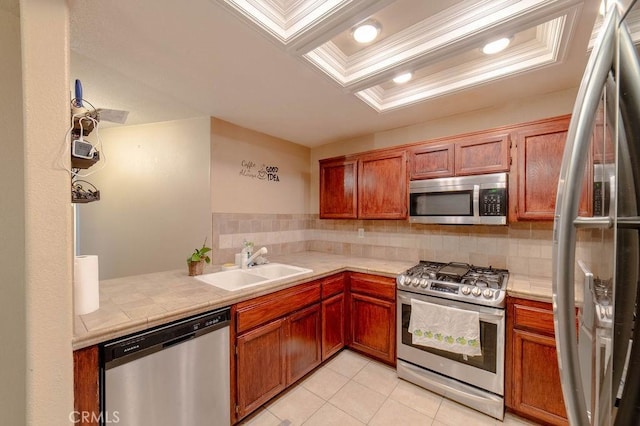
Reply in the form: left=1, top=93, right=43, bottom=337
left=211, top=118, right=311, bottom=214
left=310, top=87, right=578, bottom=213
left=78, top=117, right=212, bottom=279
left=1, top=0, right=75, bottom=424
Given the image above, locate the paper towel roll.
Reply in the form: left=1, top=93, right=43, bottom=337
left=74, top=255, right=100, bottom=315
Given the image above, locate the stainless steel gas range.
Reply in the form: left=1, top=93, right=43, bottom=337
left=396, top=261, right=509, bottom=420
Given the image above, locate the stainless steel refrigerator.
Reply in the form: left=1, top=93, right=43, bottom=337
left=553, top=1, right=640, bottom=425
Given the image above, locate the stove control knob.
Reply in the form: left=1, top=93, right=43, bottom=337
left=471, top=287, right=482, bottom=297
left=461, top=286, right=471, bottom=295
left=482, top=289, right=494, bottom=299
left=420, top=279, right=429, bottom=288
left=411, top=277, right=420, bottom=287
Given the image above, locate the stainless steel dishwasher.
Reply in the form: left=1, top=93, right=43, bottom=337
left=100, top=307, right=231, bottom=426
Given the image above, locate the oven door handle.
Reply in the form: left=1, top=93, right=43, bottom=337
left=397, top=291, right=504, bottom=322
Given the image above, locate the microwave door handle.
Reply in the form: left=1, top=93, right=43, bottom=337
left=553, top=7, right=618, bottom=426
left=473, top=185, right=480, bottom=219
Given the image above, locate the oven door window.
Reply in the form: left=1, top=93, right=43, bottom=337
left=401, top=302, right=497, bottom=373
left=410, top=190, right=474, bottom=217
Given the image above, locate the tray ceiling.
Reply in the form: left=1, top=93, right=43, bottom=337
left=69, top=0, right=607, bottom=146
left=220, top=0, right=583, bottom=111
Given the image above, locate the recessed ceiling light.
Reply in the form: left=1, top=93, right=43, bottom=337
left=482, top=37, right=511, bottom=55
left=393, top=72, right=413, bottom=84
left=352, top=21, right=381, bottom=44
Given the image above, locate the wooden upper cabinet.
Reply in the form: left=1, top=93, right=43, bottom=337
left=358, top=150, right=408, bottom=219
left=319, top=158, right=358, bottom=219
left=409, top=131, right=510, bottom=179
left=409, top=143, right=454, bottom=179
left=454, top=132, right=510, bottom=176
left=511, top=116, right=592, bottom=221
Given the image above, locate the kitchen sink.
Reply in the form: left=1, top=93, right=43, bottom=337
left=195, top=263, right=313, bottom=291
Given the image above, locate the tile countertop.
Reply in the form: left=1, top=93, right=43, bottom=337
left=72, top=252, right=416, bottom=350
left=72, top=251, right=556, bottom=350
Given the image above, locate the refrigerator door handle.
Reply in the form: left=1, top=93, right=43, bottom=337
left=552, top=8, right=618, bottom=426
left=609, top=13, right=640, bottom=426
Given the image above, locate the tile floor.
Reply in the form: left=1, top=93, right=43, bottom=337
left=239, top=350, right=540, bottom=426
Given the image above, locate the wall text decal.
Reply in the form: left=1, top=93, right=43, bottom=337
left=240, top=160, right=280, bottom=182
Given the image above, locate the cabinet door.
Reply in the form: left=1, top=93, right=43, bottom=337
left=322, top=293, right=345, bottom=360
left=409, top=143, right=455, bottom=179
left=511, top=329, right=568, bottom=425
left=512, top=116, right=591, bottom=221
left=236, top=319, right=286, bottom=418
left=286, top=304, right=322, bottom=384
left=358, top=150, right=408, bottom=219
left=319, top=158, right=358, bottom=219
left=454, top=133, right=510, bottom=176
left=73, top=346, right=100, bottom=426
left=349, top=293, right=396, bottom=365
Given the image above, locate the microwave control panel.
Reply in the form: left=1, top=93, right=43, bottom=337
left=479, top=188, right=507, bottom=216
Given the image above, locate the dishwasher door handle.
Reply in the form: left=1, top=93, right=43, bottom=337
left=162, top=333, right=195, bottom=349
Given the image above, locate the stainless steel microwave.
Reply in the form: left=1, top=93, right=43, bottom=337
left=409, top=172, right=508, bottom=225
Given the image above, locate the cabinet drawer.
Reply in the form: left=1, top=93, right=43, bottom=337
left=512, top=301, right=555, bottom=336
left=236, top=282, right=321, bottom=334
left=322, top=274, right=345, bottom=299
left=349, top=273, right=395, bottom=301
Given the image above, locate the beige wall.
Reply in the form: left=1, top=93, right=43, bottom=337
left=211, top=118, right=310, bottom=214
left=0, top=4, right=26, bottom=423
left=78, top=117, right=212, bottom=279
left=309, top=87, right=578, bottom=213
left=0, top=0, right=75, bottom=424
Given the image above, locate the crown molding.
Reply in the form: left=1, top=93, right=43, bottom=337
left=356, top=13, right=576, bottom=112
left=218, top=0, right=587, bottom=112
left=306, top=0, right=583, bottom=92
left=217, top=0, right=394, bottom=53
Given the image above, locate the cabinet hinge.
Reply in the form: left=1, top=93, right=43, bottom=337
left=235, top=345, right=238, bottom=355
left=235, top=405, right=239, bottom=414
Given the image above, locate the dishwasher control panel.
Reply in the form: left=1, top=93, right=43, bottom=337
left=102, top=307, right=231, bottom=367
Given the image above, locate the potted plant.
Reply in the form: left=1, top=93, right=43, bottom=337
left=187, top=238, right=212, bottom=276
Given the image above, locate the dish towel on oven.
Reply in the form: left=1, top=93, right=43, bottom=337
left=408, top=299, right=482, bottom=356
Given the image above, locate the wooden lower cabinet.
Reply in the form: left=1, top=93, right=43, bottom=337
left=73, top=345, right=100, bottom=426
left=321, top=273, right=346, bottom=360
left=347, top=273, right=396, bottom=365
left=232, top=279, right=325, bottom=423
left=287, top=304, right=322, bottom=383
left=236, top=319, right=287, bottom=419
left=506, top=296, right=569, bottom=425
left=322, top=292, right=345, bottom=360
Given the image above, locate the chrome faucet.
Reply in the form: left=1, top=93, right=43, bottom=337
left=242, top=246, right=268, bottom=269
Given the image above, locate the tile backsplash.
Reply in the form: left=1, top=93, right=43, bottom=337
left=212, top=213, right=556, bottom=278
